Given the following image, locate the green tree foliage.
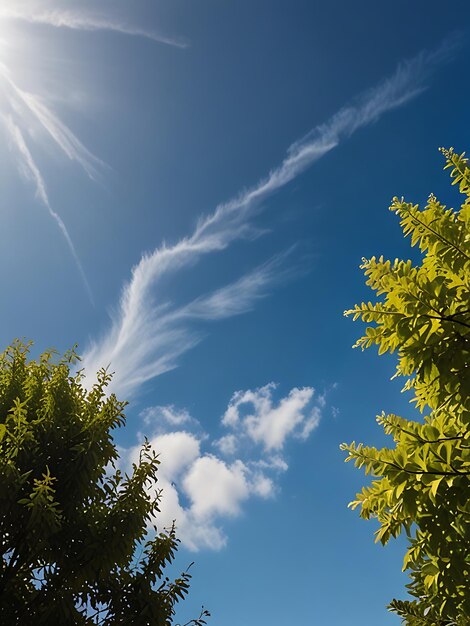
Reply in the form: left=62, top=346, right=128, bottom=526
left=0, top=341, right=209, bottom=626
left=341, top=148, right=470, bottom=625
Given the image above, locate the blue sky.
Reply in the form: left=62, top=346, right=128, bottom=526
left=1, top=1, right=469, bottom=624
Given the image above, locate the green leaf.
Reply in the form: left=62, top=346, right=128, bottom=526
left=343, top=147, right=470, bottom=626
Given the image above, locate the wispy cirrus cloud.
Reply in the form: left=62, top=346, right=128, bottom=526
left=2, top=114, right=94, bottom=304
left=0, top=0, right=186, bottom=302
left=83, top=252, right=290, bottom=398
left=0, top=2, right=187, bottom=48
left=1, top=60, right=101, bottom=304
left=1, top=64, right=105, bottom=181
left=83, top=39, right=457, bottom=398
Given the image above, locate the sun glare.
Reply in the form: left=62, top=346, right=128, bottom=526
left=0, top=15, right=20, bottom=70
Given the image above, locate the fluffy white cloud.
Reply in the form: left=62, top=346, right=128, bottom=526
left=124, top=436, right=270, bottom=551
left=140, top=405, right=194, bottom=427
left=222, top=383, right=320, bottom=451
left=250, top=472, right=275, bottom=498
left=183, top=456, right=249, bottom=518
left=213, top=434, right=238, bottom=455
left=120, top=383, right=324, bottom=551
left=147, top=432, right=200, bottom=480
left=251, top=455, right=289, bottom=473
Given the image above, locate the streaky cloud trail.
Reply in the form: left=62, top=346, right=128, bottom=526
left=83, top=38, right=458, bottom=398
left=3, top=115, right=94, bottom=305
left=0, top=48, right=104, bottom=303
left=0, top=4, right=188, bottom=48
left=0, top=64, right=105, bottom=181
left=83, top=252, right=291, bottom=398
left=0, top=0, right=185, bottom=304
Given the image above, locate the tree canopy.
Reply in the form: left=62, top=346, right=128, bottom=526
left=0, top=341, right=208, bottom=625
left=341, top=148, right=470, bottom=625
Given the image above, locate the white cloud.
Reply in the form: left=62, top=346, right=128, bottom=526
left=183, top=456, right=250, bottom=518
left=140, top=405, right=194, bottom=428
left=0, top=0, right=184, bottom=302
left=82, top=40, right=456, bottom=398
left=146, top=432, right=200, bottom=481
left=213, top=434, right=238, bottom=456
left=250, top=473, right=275, bottom=498
left=296, top=406, right=322, bottom=441
left=222, top=383, right=320, bottom=451
left=0, top=63, right=104, bottom=181
left=82, top=253, right=289, bottom=398
left=252, top=455, right=289, bottom=473
left=0, top=52, right=101, bottom=303
left=124, top=436, right=261, bottom=551
left=2, top=113, right=94, bottom=303
left=120, top=382, right=322, bottom=551
left=0, top=2, right=187, bottom=48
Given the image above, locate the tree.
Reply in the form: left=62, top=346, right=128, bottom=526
left=0, top=341, right=209, bottom=626
left=341, top=148, right=470, bottom=625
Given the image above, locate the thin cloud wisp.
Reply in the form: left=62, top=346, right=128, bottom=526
left=83, top=40, right=455, bottom=397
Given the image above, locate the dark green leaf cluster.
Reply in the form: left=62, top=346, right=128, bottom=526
left=342, top=149, right=470, bottom=625
left=0, top=341, right=197, bottom=625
